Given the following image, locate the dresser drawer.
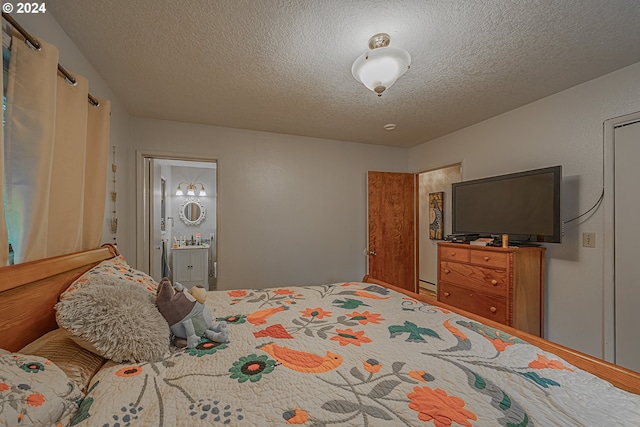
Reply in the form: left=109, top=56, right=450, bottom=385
left=437, top=242, right=544, bottom=337
left=438, top=283, right=508, bottom=324
left=440, top=261, right=507, bottom=295
left=470, top=250, right=509, bottom=268
left=439, top=246, right=470, bottom=262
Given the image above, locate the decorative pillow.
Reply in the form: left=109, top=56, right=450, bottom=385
left=0, top=350, right=83, bottom=427
left=20, top=329, right=106, bottom=393
left=60, top=255, right=158, bottom=299
left=55, top=278, right=170, bottom=363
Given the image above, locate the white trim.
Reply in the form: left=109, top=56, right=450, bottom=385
left=603, top=111, right=640, bottom=363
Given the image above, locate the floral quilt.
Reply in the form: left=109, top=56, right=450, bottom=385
left=70, top=282, right=640, bottom=426
left=0, top=350, right=83, bottom=427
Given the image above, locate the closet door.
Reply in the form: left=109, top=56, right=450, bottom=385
left=614, top=120, right=640, bottom=372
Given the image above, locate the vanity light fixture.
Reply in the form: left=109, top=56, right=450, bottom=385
left=352, top=33, right=411, bottom=97
left=176, top=182, right=206, bottom=197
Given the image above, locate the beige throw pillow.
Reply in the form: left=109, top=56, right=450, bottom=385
left=55, top=278, right=170, bottom=363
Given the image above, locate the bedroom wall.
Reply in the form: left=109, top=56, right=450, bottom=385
left=408, top=61, right=640, bottom=359
left=131, top=118, right=407, bottom=289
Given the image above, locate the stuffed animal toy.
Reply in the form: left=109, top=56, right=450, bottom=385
left=156, top=278, right=229, bottom=348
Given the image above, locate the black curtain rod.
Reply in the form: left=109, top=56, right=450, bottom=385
left=2, top=11, right=100, bottom=107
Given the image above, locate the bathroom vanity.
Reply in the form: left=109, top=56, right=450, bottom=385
left=171, top=246, right=209, bottom=290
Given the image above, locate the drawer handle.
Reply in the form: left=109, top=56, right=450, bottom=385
left=444, top=269, right=450, bottom=274
left=490, top=306, right=497, bottom=313
left=491, top=279, right=498, bottom=285
left=484, top=256, right=490, bottom=261
left=450, top=253, right=456, bottom=257
left=443, top=292, right=450, bottom=297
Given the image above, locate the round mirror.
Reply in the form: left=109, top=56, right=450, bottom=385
left=179, top=197, right=206, bottom=226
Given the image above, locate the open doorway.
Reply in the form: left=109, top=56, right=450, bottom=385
left=417, top=164, right=462, bottom=297
left=137, top=153, right=218, bottom=290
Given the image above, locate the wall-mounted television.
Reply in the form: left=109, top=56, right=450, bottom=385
left=452, top=166, right=562, bottom=243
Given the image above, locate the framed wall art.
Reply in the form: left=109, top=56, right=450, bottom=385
left=429, top=191, right=444, bottom=240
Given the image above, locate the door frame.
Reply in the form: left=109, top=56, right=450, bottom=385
left=416, top=163, right=463, bottom=294
left=603, top=110, right=640, bottom=363
left=135, top=149, right=219, bottom=277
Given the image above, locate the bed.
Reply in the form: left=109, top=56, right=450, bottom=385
left=1, top=245, right=639, bottom=426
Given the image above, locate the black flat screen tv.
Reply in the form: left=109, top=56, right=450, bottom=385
left=452, top=166, right=562, bottom=243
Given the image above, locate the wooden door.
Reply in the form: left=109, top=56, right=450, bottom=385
left=367, top=172, right=416, bottom=292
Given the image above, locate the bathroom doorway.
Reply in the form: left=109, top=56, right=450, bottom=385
left=137, top=152, right=218, bottom=290
left=417, top=163, right=462, bottom=295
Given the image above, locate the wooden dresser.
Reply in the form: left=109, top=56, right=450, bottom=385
left=437, top=242, right=545, bottom=337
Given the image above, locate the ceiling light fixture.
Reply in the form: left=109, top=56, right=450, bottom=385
left=352, top=33, right=411, bottom=97
left=176, top=182, right=206, bottom=197
left=383, top=123, right=397, bottom=131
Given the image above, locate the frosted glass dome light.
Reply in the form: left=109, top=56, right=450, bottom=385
left=352, top=33, right=411, bottom=96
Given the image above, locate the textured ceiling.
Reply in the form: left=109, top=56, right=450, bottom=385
left=47, top=0, right=640, bottom=148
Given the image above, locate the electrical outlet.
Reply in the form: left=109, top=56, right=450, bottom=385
left=583, top=232, right=596, bottom=248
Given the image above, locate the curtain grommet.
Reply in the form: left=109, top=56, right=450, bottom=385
left=23, top=36, right=41, bottom=51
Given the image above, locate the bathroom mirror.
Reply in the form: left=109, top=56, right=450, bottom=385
left=179, top=197, right=206, bottom=226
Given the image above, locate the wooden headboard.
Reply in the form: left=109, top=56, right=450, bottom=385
left=0, top=244, right=119, bottom=351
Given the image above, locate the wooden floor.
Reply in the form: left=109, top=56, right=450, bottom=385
left=419, top=286, right=437, bottom=302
